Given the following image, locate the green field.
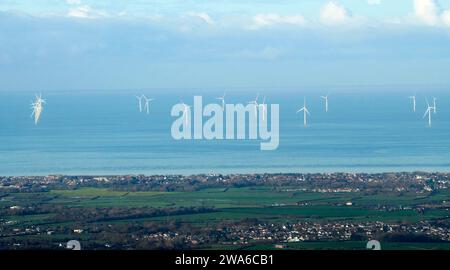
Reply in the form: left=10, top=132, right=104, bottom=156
left=1, top=186, right=449, bottom=250
left=3, top=187, right=449, bottom=224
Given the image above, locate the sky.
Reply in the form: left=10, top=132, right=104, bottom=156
left=1, top=0, right=450, bottom=92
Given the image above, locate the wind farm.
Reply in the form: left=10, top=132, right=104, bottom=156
left=29, top=92, right=444, bottom=131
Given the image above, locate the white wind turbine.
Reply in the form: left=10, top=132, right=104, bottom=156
left=142, top=95, right=155, bottom=114
left=181, top=101, right=191, bottom=125
left=136, top=95, right=144, bottom=112
left=423, top=99, right=433, bottom=127
left=216, top=92, right=226, bottom=111
left=258, top=96, right=267, bottom=121
left=31, top=93, right=45, bottom=125
left=297, top=98, right=310, bottom=127
left=248, top=93, right=259, bottom=115
left=320, top=94, right=329, bottom=112
left=408, top=95, right=416, bottom=112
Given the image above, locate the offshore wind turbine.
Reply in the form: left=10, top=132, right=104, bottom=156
left=136, top=95, right=144, bottom=112
left=320, top=94, right=329, bottom=112
left=216, top=92, right=226, bottom=111
left=31, top=93, right=45, bottom=125
left=142, top=95, right=155, bottom=114
left=248, top=93, right=259, bottom=115
left=408, top=95, right=416, bottom=112
left=423, top=99, right=433, bottom=127
left=258, top=96, right=267, bottom=121
left=181, top=101, right=191, bottom=125
left=297, top=98, right=310, bottom=127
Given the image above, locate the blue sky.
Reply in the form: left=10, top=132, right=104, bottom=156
left=2, top=0, right=449, bottom=18
left=1, top=0, right=450, bottom=91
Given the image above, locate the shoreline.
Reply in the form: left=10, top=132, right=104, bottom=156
left=1, top=170, right=450, bottom=178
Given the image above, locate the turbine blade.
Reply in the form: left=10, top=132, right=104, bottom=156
left=297, top=107, right=306, bottom=113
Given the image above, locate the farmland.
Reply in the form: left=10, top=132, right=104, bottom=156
left=1, top=182, right=449, bottom=250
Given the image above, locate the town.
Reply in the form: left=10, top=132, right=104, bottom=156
left=1, top=172, right=448, bottom=193
left=0, top=172, right=449, bottom=249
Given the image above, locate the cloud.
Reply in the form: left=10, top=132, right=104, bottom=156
left=443, top=10, right=450, bottom=26
left=249, top=13, right=306, bottom=29
left=367, top=0, right=381, bottom=5
left=414, top=0, right=440, bottom=25
left=185, top=12, right=215, bottom=25
left=320, top=2, right=352, bottom=25
left=413, top=0, right=450, bottom=27
left=65, top=0, right=108, bottom=19
left=66, top=0, right=81, bottom=5
left=67, top=5, right=109, bottom=19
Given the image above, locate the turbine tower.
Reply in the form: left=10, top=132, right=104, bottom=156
left=433, top=97, right=437, bottom=114
left=31, top=93, right=45, bottom=125
left=423, top=99, right=433, bottom=127
left=297, top=98, right=310, bottom=127
left=248, top=93, right=259, bottom=115
left=320, top=94, right=329, bottom=112
left=258, top=96, right=267, bottom=121
left=216, top=92, right=226, bottom=111
left=408, top=95, right=416, bottom=112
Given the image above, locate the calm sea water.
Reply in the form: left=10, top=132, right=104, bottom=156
left=0, top=88, right=449, bottom=176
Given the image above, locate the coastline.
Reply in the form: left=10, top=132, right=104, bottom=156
left=2, top=167, right=450, bottom=177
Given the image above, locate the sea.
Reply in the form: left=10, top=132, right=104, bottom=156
left=1, top=86, right=449, bottom=176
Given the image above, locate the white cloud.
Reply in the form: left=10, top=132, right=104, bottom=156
left=413, top=0, right=450, bottom=27
left=186, top=12, right=215, bottom=25
left=320, top=2, right=351, bottom=25
left=367, top=0, right=381, bottom=5
left=249, top=13, right=306, bottom=29
left=67, top=5, right=108, bottom=19
left=66, top=0, right=81, bottom=5
left=67, top=6, right=89, bottom=18
left=414, top=0, right=440, bottom=25
left=443, top=10, right=450, bottom=26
